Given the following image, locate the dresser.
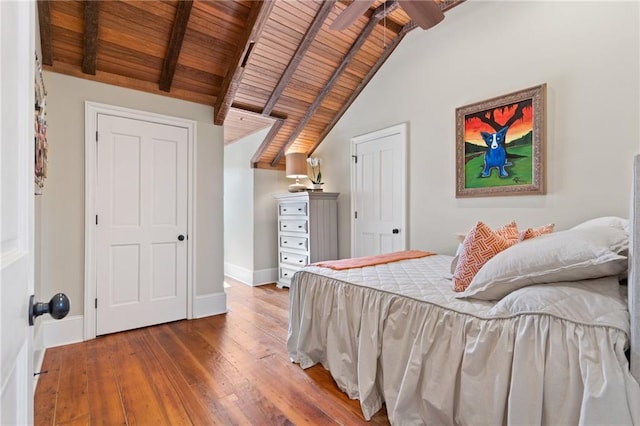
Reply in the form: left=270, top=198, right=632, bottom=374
left=274, top=192, right=339, bottom=288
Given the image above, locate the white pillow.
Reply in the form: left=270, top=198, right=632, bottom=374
left=572, top=216, right=628, bottom=234
left=457, top=225, right=628, bottom=300
left=450, top=243, right=464, bottom=274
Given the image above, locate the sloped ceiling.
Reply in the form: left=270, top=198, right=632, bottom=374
left=38, top=0, right=464, bottom=170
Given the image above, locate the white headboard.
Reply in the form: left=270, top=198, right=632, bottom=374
left=629, top=155, right=640, bottom=382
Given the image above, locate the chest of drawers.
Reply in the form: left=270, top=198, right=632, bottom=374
left=273, top=192, right=339, bottom=288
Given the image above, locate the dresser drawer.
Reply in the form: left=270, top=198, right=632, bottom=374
left=280, top=235, right=308, bottom=250
left=279, top=202, right=307, bottom=216
left=280, top=251, right=308, bottom=267
left=280, top=219, right=308, bottom=233
left=279, top=267, right=299, bottom=284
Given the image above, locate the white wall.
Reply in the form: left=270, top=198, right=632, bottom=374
left=224, top=130, right=260, bottom=273
left=254, top=167, right=289, bottom=271
left=316, top=1, right=640, bottom=258
left=224, top=128, right=289, bottom=284
left=41, top=71, right=224, bottom=317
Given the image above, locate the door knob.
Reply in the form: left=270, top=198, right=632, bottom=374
left=178, top=234, right=185, bottom=241
left=28, top=293, right=70, bottom=326
left=392, top=228, right=400, bottom=234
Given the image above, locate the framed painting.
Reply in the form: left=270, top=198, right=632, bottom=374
left=34, top=53, right=48, bottom=195
left=455, top=83, right=546, bottom=197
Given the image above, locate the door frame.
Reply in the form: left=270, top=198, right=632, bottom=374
left=350, top=122, right=408, bottom=257
left=83, top=102, right=197, bottom=340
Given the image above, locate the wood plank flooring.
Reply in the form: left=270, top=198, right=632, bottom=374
left=34, top=278, right=390, bottom=425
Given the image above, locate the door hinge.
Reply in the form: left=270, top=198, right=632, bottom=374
left=96, top=131, right=98, bottom=142
left=354, top=211, right=358, bottom=219
left=95, top=298, right=98, bottom=309
left=352, top=155, right=357, bottom=163
left=95, top=215, right=98, bottom=225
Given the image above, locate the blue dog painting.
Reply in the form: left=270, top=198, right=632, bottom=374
left=480, top=127, right=509, bottom=178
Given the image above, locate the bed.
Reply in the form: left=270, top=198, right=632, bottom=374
left=287, top=157, right=640, bottom=424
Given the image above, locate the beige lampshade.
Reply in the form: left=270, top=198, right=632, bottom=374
left=286, top=152, right=308, bottom=178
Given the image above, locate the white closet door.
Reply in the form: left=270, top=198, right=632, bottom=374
left=352, top=124, right=407, bottom=257
left=96, top=114, right=188, bottom=335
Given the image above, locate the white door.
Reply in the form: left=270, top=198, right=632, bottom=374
left=96, top=114, right=188, bottom=335
left=1, top=1, right=35, bottom=423
left=351, top=124, right=407, bottom=257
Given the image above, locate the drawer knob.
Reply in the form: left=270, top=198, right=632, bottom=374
left=283, top=241, right=288, bottom=244
left=298, top=242, right=303, bottom=246
left=298, top=260, right=303, bottom=263
left=283, top=208, right=287, bottom=212
left=298, top=208, right=302, bottom=211
left=284, top=273, right=288, bottom=276
left=298, top=225, right=302, bottom=228
left=283, top=225, right=288, bottom=228
left=284, top=257, right=288, bottom=260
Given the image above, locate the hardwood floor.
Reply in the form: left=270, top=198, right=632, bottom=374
left=34, top=278, right=390, bottom=425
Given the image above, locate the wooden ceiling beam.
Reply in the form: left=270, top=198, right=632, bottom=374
left=374, top=1, right=403, bottom=33
left=376, top=15, right=404, bottom=34
left=270, top=0, right=397, bottom=167
left=231, top=102, right=287, bottom=121
left=45, top=62, right=215, bottom=106
left=310, top=22, right=414, bottom=154
left=253, top=160, right=286, bottom=171
left=251, top=119, right=284, bottom=168
left=262, top=0, right=335, bottom=116
left=37, top=0, right=53, bottom=66
left=213, top=0, right=276, bottom=125
left=159, top=0, right=193, bottom=92
left=81, top=0, right=100, bottom=75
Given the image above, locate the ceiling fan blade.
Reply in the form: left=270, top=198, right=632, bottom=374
left=330, top=0, right=376, bottom=31
left=398, top=0, right=445, bottom=30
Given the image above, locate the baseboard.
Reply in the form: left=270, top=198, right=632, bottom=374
left=224, top=262, right=253, bottom=285
left=194, top=291, right=227, bottom=318
left=41, top=314, right=84, bottom=349
left=252, top=268, right=277, bottom=286
left=224, top=262, right=277, bottom=286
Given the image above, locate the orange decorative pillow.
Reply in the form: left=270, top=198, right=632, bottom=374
left=495, top=220, right=520, bottom=243
left=452, top=221, right=518, bottom=292
left=453, top=221, right=519, bottom=244
left=519, top=223, right=555, bottom=241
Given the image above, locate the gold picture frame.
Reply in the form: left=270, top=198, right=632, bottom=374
left=455, top=84, right=546, bottom=198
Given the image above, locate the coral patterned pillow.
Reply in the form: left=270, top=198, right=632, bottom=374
left=495, top=221, right=520, bottom=243
left=452, top=222, right=518, bottom=292
left=519, top=223, right=555, bottom=241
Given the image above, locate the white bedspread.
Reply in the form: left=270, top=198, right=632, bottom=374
left=287, top=255, right=640, bottom=425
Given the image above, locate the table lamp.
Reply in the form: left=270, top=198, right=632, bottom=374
left=286, top=152, right=308, bottom=192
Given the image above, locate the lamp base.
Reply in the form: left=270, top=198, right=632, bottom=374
left=288, top=183, right=307, bottom=193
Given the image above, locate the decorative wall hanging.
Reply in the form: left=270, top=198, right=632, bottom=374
left=35, top=52, right=48, bottom=195
left=455, top=84, right=546, bottom=197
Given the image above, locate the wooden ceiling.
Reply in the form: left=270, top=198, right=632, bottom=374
left=38, top=0, right=463, bottom=170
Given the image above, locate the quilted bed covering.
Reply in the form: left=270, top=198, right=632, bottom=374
left=287, top=255, right=640, bottom=424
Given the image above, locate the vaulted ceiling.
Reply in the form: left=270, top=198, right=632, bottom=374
left=38, top=0, right=464, bottom=170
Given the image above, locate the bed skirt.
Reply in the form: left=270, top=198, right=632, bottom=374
left=288, top=271, right=640, bottom=424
